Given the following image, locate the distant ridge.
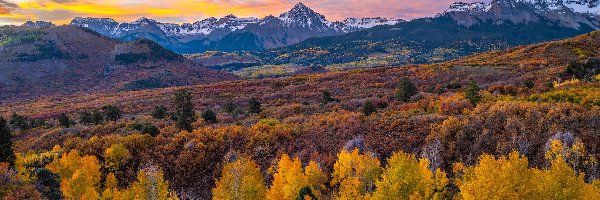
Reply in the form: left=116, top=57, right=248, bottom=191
left=69, top=3, right=404, bottom=53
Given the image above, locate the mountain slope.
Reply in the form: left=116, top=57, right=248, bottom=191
left=7, top=30, right=599, bottom=118
left=0, top=25, right=236, bottom=101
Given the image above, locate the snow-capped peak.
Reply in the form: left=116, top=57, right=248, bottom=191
left=334, top=17, right=404, bottom=32
left=278, top=2, right=330, bottom=28
left=444, top=0, right=600, bottom=16
left=445, top=2, right=492, bottom=13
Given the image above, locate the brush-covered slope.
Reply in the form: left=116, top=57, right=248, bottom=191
left=1, top=31, right=598, bottom=199
left=0, top=25, right=236, bottom=101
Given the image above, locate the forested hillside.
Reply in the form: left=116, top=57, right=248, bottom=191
left=0, top=25, right=236, bottom=101
left=0, top=31, right=599, bottom=199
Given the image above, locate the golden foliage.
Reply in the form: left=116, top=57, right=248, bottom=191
left=372, top=151, right=448, bottom=200
left=331, top=149, right=382, bottom=200
left=267, top=155, right=327, bottom=200
left=46, top=149, right=102, bottom=200
left=213, top=157, right=266, bottom=200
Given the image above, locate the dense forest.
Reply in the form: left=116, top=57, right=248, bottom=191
left=1, top=32, right=600, bottom=199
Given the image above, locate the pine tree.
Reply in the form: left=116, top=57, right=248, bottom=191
left=465, top=80, right=482, bottom=105
left=91, top=110, right=104, bottom=125
left=248, top=97, right=262, bottom=114
left=0, top=117, right=16, bottom=167
left=222, top=100, right=237, bottom=114
left=58, top=113, right=72, bottom=128
left=202, top=109, right=218, bottom=124
left=174, top=89, right=195, bottom=132
left=396, top=78, right=418, bottom=102
left=152, top=105, right=167, bottom=119
left=9, top=112, right=30, bottom=131
left=102, top=105, right=122, bottom=122
left=362, top=101, right=377, bottom=116
left=321, top=90, right=334, bottom=105
left=79, top=111, right=93, bottom=125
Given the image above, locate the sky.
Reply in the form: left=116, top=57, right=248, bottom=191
left=0, top=0, right=490, bottom=25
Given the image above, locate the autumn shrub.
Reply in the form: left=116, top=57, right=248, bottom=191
left=437, top=96, right=472, bottom=115
left=488, top=84, right=521, bottom=96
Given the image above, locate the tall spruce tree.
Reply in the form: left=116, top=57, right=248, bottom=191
left=0, top=117, right=16, bottom=167
left=248, top=97, right=262, bottom=114
left=174, top=89, right=195, bottom=131
left=465, top=80, right=482, bottom=105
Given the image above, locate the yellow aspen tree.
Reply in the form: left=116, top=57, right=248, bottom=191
left=267, top=154, right=308, bottom=200
left=47, top=150, right=101, bottom=200
left=331, top=149, right=383, bottom=200
left=128, top=167, right=178, bottom=200
left=101, top=173, right=120, bottom=200
left=304, top=161, right=328, bottom=199
left=459, top=152, right=536, bottom=200
left=213, top=157, right=267, bottom=200
left=538, top=140, right=600, bottom=200
left=104, top=143, right=131, bottom=172
left=372, top=151, right=447, bottom=200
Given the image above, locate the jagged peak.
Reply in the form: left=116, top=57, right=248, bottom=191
left=134, top=17, right=157, bottom=23
left=293, top=2, right=309, bottom=10
left=280, top=2, right=323, bottom=18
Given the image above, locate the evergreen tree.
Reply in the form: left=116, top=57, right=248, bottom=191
left=29, top=118, right=47, bottom=128
left=9, top=112, right=30, bottom=131
left=362, top=101, right=377, bottom=116
left=248, top=97, right=263, bottom=114
left=152, top=105, right=167, bottom=119
left=0, top=117, right=16, bottom=167
left=222, top=100, right=237, bottom=114
left=524, top=80, right=535, bottom=89
left=321, top=90, right=334, bottom=105
left=58, top=113, right=72, bottom=128
left=465, top=80, right=482, bottom=105
left=103, top=105, right=122, bottom=122
left=91, top=110, right=104, bottom=125
left=34, top=168, right=62, bottom=200
left=396, top=78, right=418, bottom=102
left=142, top=123, right=160, bottom=137
left=202, top=109, right=218, bottom=124
left=79, top=111, right=93, bottom=124
left=174, top=89, right=195, bottom=131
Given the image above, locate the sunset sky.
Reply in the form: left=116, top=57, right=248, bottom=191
left=0, top=0, right=489, bottom=25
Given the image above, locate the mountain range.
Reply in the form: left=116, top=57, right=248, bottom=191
left=69, top=3, right=404, bottom=53
left=228, top=0, right=600, bottom=71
